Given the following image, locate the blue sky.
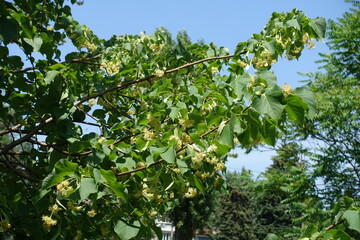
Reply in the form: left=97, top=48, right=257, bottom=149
left=70, top=0, right=351, bottom=175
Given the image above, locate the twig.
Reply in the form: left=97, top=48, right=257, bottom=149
left=1, top=53, right=243, bottom=154
left=0, top=124, right=22, bottom=136
left=116, top=122, right=225, bottom=176
left=74, top=53, right=241, bottom=107
left=0, top=156, right=40, bottom=182
left=100, top=96, right=132, bottom=119
left=12, top=54, right=103, bottom=73
left=0, top=117, right=54, bottom=154
left=325, top=219, right=346, bottom=231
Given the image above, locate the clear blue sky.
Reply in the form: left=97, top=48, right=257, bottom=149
left=70, top=0, right=351, bottom=175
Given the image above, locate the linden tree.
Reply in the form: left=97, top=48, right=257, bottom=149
left=0, top=0, right=325, bottom=239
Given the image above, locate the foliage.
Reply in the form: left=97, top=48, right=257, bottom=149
left=210, top=170, right=256, bottom=240
left=265, top=2, right=360, bottom=239
left=299, top=2, right=360, bottom=204
left=296, top=197, right=360, bottom=240
left=0, top=0, right=326, bottom=239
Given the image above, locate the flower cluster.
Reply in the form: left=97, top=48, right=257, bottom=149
left=179, top=119, right=194, bottom=128
left=143, top=129, right=156, bottom=141
left=211, top=67, right=219, bottom=74
left=67, top=202, right=82, bottom=212
left=215, top=162, right=226, bottom=171
left=42, top=215, right=57, bottom=229
left=0, top=219, right=11, bottom=230
left=101, top=60, right=120, bottom=75
left=155, top=69, right=165, bottom=78
left=142, top=183, right=155, bottom=199
left=184, top=187, right=197, bottom=198
left=252, top=50, right=277, bottom=69
left=80, top=40, right=97, bottom=52
left=87, top=209, right=97, bottom=217
left=56, top=180, right=73, bottom=196
left=192, top=152, right=206, bottom=165
left=237, top=59, right=248, bottom=68
left=169, top=135, right=183, bottom=150
left=48, top=204, right=61, bottom=213
left=282, top=84, right=292, bottom=97
left=149, top=43, right=165, bottom=55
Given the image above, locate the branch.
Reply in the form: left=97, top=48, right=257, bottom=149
left=0, top=117, right=54, bottom=154
left=0, top=124, right=22, bottom=137
left=100, top=96, right=132, bottom=119
left=1, top=53, right=242, bottom=154
left=116, top=122, right=225, bottom=176
left=74, top=53, right=240, bottom=107
left=325, top=219, right=346, bottom=231
left=12, top=54, right=103, bottom=73
left=0, top=156, right=40, bottom=182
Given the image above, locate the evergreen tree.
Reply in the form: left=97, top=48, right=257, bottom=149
left=211, top=169, right=256, bottom=240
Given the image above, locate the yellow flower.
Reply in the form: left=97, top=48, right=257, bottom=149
left=48, top=204, right=61, bottom=213
left=182, top=135, right=192, bottom=143
left=308, top=42, right=316, bottom=49
left=211, top=67, right=219, bottom=74
left=143, top=129, right=155, bottom=141
left=87, top=209, right=97, bottom=217
left=67, top=202, right=82, bottom=212
left=88, top=98, right=97, bottom=106
left=185, top=187, right=197, bottom=198
left=42, top=216, right=57, bottom=227
left=179, top=119, right=194, bottom=128
left=0, top=219, right=11, bottom=229
left=150, top=211, right=158, bottom=217
left=215, top=162, right=225, bottom=171
left=237, top=59, right=248, bottom=68
left=155, top=69, right=165, bottom=78
left=56, top=180, right=73, bottom=196
left=282, top=84, right=292, bottom=97
left=207, top=144, right=217, bottom=153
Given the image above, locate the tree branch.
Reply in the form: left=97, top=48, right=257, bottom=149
left=12, top=54, right=103, bottom=73
left=74, top=53, right=240, bottom=107
left=0, top=124, right=22, bottom=137
left=0, top=117, right=54, bottom=154
left=116, top=121, right=226, bottom=177
left=0, top=156, right=40, bottom=182
left=1, top=53, right=242, bottom=155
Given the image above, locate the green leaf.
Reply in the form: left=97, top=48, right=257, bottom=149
left=23, top=36, right=43, bottom=52
left=44, top=70, right=59, bottom=84
left=264, top=233, right=280, bottom=240
left=160, top=146, right=176, bottom=163
left=169, top=107, right=179, bottom=120
left=343, top=210, right=360, bottom=233
left=294, top=87, right=316, bottom=118
left=230, top=73, right=251, bottom=98
left=100, top=169, right=117, bottom=182
left=253, top=94, right=284, bottom=120
left=309, top=17, right=326, bottom=40
left=54, top=159, right=78, bottom=174
left=79, top=178, right=97, bottom=200
left=285, top=95, right=308, bottom=123
left=229, top=115, right=243, bottom=134
left=0, top=16, right=19, bottom=44
left=258, top=70, right=277, bottom=87
left=42, top=173, right=65, bottom=189
left=109, top=182, right=127, bottom=201
left=219, top=125, right=233, bottom=147
left=264, top=40, right=277, bottom=54
left=114, top=219, right=140, bottom=240
left=286, top=19, right=301, bottom=29
left=190, top=174, right=205, bottom=195
left=42, top=160, right=78, bottom=189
